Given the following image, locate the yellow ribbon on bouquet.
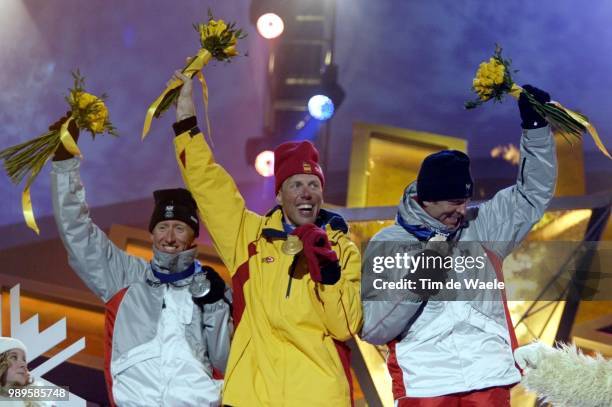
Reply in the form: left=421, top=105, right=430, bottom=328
left=509, top=84, right=610, bottom=159
left=142, top=49, right=213, bottom=140
left=22, top=117, right=82, bottom=234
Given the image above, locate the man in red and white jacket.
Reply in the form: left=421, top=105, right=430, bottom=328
left=360, top=85, right=557, bottom=406
left=51, top=120, right=231, bottom=406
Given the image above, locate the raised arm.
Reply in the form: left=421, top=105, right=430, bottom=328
left=171, top=71, right=262, bottom=273
left=51, top=158, right=147, bottom=302
left=473, top=85, right=557, bottom=258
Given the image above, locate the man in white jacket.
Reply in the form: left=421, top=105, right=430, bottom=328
left=51, top=118, right=232, bottom=406
left=360, top=85, right=557, bottom=406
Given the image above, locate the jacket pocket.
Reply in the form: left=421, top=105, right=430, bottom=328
left=467, top=303, right=511, bottom=346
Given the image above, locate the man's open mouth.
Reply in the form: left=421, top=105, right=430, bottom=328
left=297, top=204, right=314, bottom=216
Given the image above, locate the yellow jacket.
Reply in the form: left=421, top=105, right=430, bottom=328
left=174, top=129, right=363, bottom=406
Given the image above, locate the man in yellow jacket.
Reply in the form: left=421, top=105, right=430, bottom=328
left=170, top=71, right=363, bottom=406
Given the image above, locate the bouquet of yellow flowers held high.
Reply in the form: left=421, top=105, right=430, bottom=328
left=142, top=10, right=246, bottom=140
left=466, top=45, right=610, bottom=159
left=0, top=71, right=117, bottom=234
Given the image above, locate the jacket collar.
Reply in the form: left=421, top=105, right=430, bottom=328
left=151, top=246, right=197, bottom=275
left=397, top=182, right=470, bottom=238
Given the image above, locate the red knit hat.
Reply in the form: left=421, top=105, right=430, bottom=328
left=274, top=141, right=325, bottom=194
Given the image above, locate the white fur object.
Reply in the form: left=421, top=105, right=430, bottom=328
left=514, top=341, right=555, bottom=369
left=516, top=342, right=612, bottom=407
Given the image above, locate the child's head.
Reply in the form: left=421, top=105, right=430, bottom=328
left=0, top=337, right=30, bottom=387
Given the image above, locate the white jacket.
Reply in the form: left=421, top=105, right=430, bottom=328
left=51, top=158, right=232, bottom=406
left=360, top=126, right=557, bottom=398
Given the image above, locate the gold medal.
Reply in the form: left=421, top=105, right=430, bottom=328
left=282, top=235, right=303, bottom=255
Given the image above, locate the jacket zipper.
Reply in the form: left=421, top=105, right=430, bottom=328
left=285, top=256, right=299, bottom=298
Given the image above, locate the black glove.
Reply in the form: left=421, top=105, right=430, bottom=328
left=51, top=111, right=80, bottom=161
left=193, top=266, right=226, bottom=306
left=519, top=84, right=551, bottom=129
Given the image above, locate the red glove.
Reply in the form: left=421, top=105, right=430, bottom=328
left=291, top=224, right=340, bottom=284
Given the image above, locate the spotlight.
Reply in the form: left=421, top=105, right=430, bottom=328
left=254, top=150, right=275, bottom=177
left=256, top=13, right=284, bottom=39
left=308, top=95, right=334, bottom=121
left=307, top=64, right=345, bottom=121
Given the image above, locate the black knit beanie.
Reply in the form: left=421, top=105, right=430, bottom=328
left=416, top=150, right=474, bottom=202
left=149, top=188, right=199, bottom=237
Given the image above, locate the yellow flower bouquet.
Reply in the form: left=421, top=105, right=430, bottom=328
left=466, top=45, right=610, bottom=158
left=0, top=71, right=117, bottom=233
left=142, top=11, right=246, bottom=139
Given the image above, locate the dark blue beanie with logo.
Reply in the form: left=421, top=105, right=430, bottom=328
left=148, top=188, right=200, bottom=237
left=416, top=150, right=474, bottom=202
